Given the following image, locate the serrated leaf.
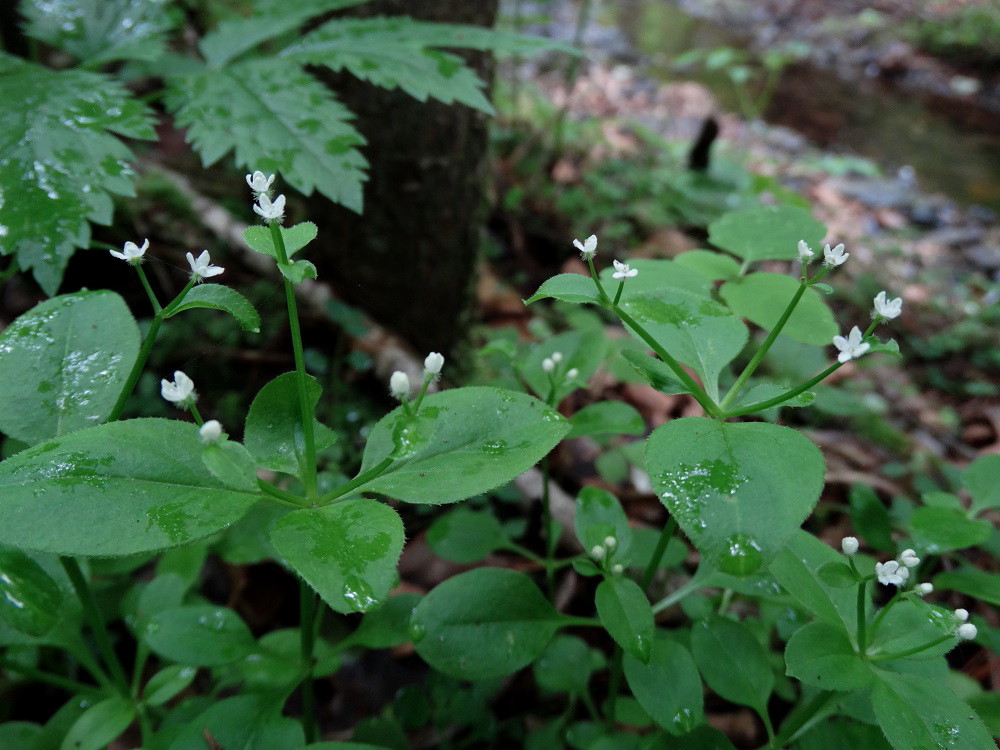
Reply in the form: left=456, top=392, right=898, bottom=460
left=243, top=221, right=318, bottom=260
left=166, top=57, right=367, bottom=211
left=199, top=0, right=368, bottom=68
left=0, top=54, right=155, bottom=293
left=166, top=284, right=261, bottom=332
left=22, top=0, right=176, bottom=66
left=0, top=291, right=139, bottom=444
left=720, top=272, right=837, bottom=345
left=0, top=419, right=261, bottom=556
left=270, top=498, right=404, bottom=614
left=708, top=205, right=825, bottom=263
left=354, top=387, right=569, bottom=504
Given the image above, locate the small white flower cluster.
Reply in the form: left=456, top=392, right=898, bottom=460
left=953, top=608, right=977, bottom=641
left=542, top=351, right=579, bottom=383
left=875, top=548, right=920, bottom=587
left=590, top=534, right=624, bottom=575
left=109, top=240, right=225, bottom=283
left=841, top=536, right=859, bottom=555
left=796, top=240, right=848, bottom=267
left=832, top=326, right=870, bottom=363
left=389, top=352, right=446, bottom=401
left=247, top=171, right=285, bottom=223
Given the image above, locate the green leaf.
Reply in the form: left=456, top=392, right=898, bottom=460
left=201, top=440, right=259, bottom=492
left=270, top=498, right=404, bottom=614
left=533, top=634, right=604, bottom=695
left=243, top=221, right=318, bottom=261
left=674, top=249, right=740, bottom=281
left=199, top=0, right=367, bottom=68
left=727, top=382, right=815, bottom=414
left=867, top=599, right=957, bottom=661
left=598, top=259, right=713, bottom=300
left=0, top=547, right=63, bottom=636
left=849, top=484, right=894, bottom=552
left=596, top=577, right=653, bottom=663
left=525, top=273, right=601, bottom=305
left=646, top=419, right=825, bottom=576
left=619, top=349, right=689, bottom=395
left=142, top=665, right=197, bottom=707
left=354, top=387, right=570, bottom=505
left=60, top=696, right=135, bottom=750
left=575, top=487, right=633, bottom=559
left=22, top=0, right=175, bottom=65
left=0, top=419, right=261, bottom=556
left=0, top=54, right=155, bottom=294
left=909, top=506, right=992, bottom=553
left=619, top=291, right=748, bottom=401
left=409, top=568, right=563, bottom=680
left=0, top=291, right=139, bottom=445
left=817, top=562, right=859, bottom=589
left=166, top=284, right=261, bottom=333
left=708, top=205, right=826, bottom=263
left=567, top=402, right=645, bottom=439
left=167, top=694, right=304, bottom=750
left=691, top=617, right=773, bottom=712
left=522, top=330, right=607, bottom=404
left=622, top=633, right=704, bottom=734
left=284, top=17, right=567, bottom=113
left=784, top=622, right=872, bottom=690
left=793, top=718, right=892, bottom=750
left=426, top=509, right=508, bottom=564
left=340, top=593, right=422, bottom=649
left=933, top=568, right=1000, bottom=607
left=870, top=671, right=993, bottom=750
left=244, top=372, right=337, bottom=477
left=233, top=628, right=340, bottom=688
left=144, top=604, right=255, bottom=666
left=166, top=57, right=367, bottom=211
left=720, top=273, right=837, bottom=345
left=278, top=258, right=319, bottom=284
left=965, top=454, right=1000, bottom=515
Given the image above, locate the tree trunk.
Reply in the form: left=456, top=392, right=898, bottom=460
left=312, top=0, right=500, bottom=358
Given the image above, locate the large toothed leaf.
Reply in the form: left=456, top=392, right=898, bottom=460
left=165, top=57, right=367, bottom=212
left=0, top=54, right=155, bottom=294
left=0, top=419, right=261, bottom=556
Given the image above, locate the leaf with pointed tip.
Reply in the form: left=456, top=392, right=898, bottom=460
left=0, top=547, right=63, bottom=636
left=708, top=205, right=825, bottom=263
left=595, top=577, right=653, bottom=663
left=691, top=617, right=773, bottom=712
left=278, top=259, right=318, bottom=284
left=785, top=621, right=872, bottom=690
left=166, top=284, right=261, bottom=332
left=522, top=330, right=607, bottom=403
left=144, top=604, right=254, bottom=666
left=598, top=258, right=713, bottom=299
left=525, top=273, right=601, bottom=305
left=243, top=221, right=318, bottom=261
left=623, top=633, right=704, bottom=735
left=426, top=509, right=508, bottom=564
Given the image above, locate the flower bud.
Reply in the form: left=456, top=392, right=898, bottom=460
left=424, top=352, right=444, bottom=375
left=542, top=357, right=555, bottom=373
left=957, top=623, right=977, bottom=640
left=841, top=536, right=859, bottom=555
left=603, top=535, right=617, bottom=550
left=389, top=371, right=410, bottom=400
left=591, top=545, right=605, bottom=560
left=914, top=582, right=933, bottom=595
left=199, top=420, right=223, bottom=443
left=566, top=368, right=579, bottom=380
left=611, top=564, right=624, bottom=575
left=954, top=608, right=969, bottom=622
left=899, top=549, right=920, bottom=568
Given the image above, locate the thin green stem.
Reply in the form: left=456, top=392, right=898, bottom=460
left=134, top=266, right=162, bottom=314
left=720, top=281, right=808, bottom=410
left=612, top=304, right=719, bottom=416
left=651, top=564, right=713, bottom=614
left=299, top=579, right=318, bottom=743
left=269, top=220, right=317, bottom=500
left=855, top=579, right=868, bottom=652
left=579, top=690, right=599, bottom=723
left=719, top=361, right=841, bottom=418
left=59, top=557, right=130, bottom=697
left=586, top=256, right=610, bottom=304
left=317, top=455, right=394, bottom=505
left=867, top=588, right=902, bottom=645
left=870, top=634, right=954, bottom=662
left=541, top=456, right=555, bottom=599
left=411, top=376, right=433, bottom=413
left=765, top=691, right=838, bottom=750
left=107, top=316, right=162, bottom=422
left=188, top=402, right=204, bottom=426
left=611, top=279, right=625, bottom=306
left=257, top=478, right=309, bottom=507
left=131, top=642, right=149, bottom=698
left=0, top=657, right=98, bottom=694
left=760, top=707, right=776, bottom=745
left=640, top=516, right=677, bottom=592
left=160, top=277, right=196, bottom=318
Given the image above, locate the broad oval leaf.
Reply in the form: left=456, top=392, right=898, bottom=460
left=355, top=387, right=569, bottom=505
left=965, top=453, right=1000, bottom=515
left=691, top=617, right=773, bottom=712
left=61, top=696, right=135, bottom=750
left=340, top=593, right=422, bottom=650
left=166, top=284, right=261, bottom=332
left=623, top=633, right=704, bottom=735
left=720, top=272, right=837, bottom=345
left=142, top=665, right=197, bottom=707
left=567, top=402, right=645, bottom=439
left=0, top=419, right=261, bottom=556
left=619, top=290, right=747, bottom=401
left=522, top=330, right=607, bottom=404
left=598, top=258, right=713, bottom=299
left=243, top=221, right=318, bottom=261
left=0, top=291, right=139, bottom=445
left=533, top=634, right=605, bottom=695
left=410, top=568, right=563, bottom=680
left=0, top=547, right=63, bottom=636
left=426, top=509, right=508, bottom=564
left=270, top=498, right=404, bottom=614
left=575, top=486, right=632, bottom=558
left=595, top=577, right=653, bottom=663
left=708, top=205, right=825, bottom=263
left=674, top=249, right=740, bottom=281
left=167, top=694, right=304, bottom=750
left=933, top=568, right=1000, bottom=607
left=144, top=604, right=255, bottom=666
left=646, top=418, right=825, bottom=576
left=909, top=506, right=992, bottom=553
left=784, top=621, right=872, bottom=690
left=525, top=273, right=600, bottom=305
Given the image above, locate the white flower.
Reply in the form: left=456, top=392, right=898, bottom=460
left=873, top=291, right=903, bottom=320
left=914, top=582, right=933, bottom=595
left=110, top=239, right=148, bottom=264
left=823, top=243, right=849, bottom=267
left=160, top=371, right=196, bottom=406
left=603, top=535, right=617, bottom=550
left=389, top=371, right=410, bottom=400
left=566, top=368, right=579, bottom=380
left=797, top=240, right=814, bottom=263
left=591, top=545, right=605, bottom=560
left=186, top=250, right=224, bottom=281
left=245, top=171, right=275, bottom=194
left=542, top=357, right=556, bottom=374
left=841, top=536, right=859, bottom=555
left=199, top=420, right=223, bottom=443
left=898, top=549, right=920, bottom=568
left=611, top=563, right=624, bottom=575
left=957, top=623, right=977, bottom=640
left=832, top=326, right=871, bottom=363
left=253, top=193, right=286, bottom=222
left=875, top=559, right=907, bottom=586
left=574, top=234, right=597, bottom=260
left=612, top=259, right=638, bottom=280
left=954, top=608, right=969, bottom=622
left=424, top=352, right=444, bottom=376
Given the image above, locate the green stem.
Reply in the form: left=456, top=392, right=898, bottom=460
left=765, top=691, right=838, bottom=750
left=257, top=479, right=309, bottom=507
left=107, top=316, right=162, bottom=422
left=269, top=220, right=318, bottom=500
left=131, top=642, right=149, bottom=698
left=651, top=564, right=713, bottom=614
left=870, top=634, right=954, bottom=662
left=612, top=279, right=625, bottom=306
left=160, top=277, right=196, bottom=318
left=855, top=579, right=868, bottom=652
left=299, top=579, right=318, bottom=743
left=0, top=657, right=99, bottom=694
left=541, top=455, right=555, bottom=599
left=586, top=256, right=611, bottom=304
left=317, top=455, right=394, bottom=505
left=867, top=588, right=902, bottom=646
left=640, top=516, right=677, bottom=592
left=719, top=361, right=841, bottom=418
left=59, top=557, right=130, bottom=697
left=411, top=376, right=433, bottom=413
left=135, top=266, right=162, bottom=314
left=720, top=281, right=808, bottom=410
left=188, top=402, right=204, bottom=426
left=612, top=304, right=719, bottom=416
left=604, top=648, right=623, bottom=729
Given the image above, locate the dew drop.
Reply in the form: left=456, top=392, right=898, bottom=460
left=717, top=533, right=763, bottom=576
left=408, top=621, right=426, bottom=643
